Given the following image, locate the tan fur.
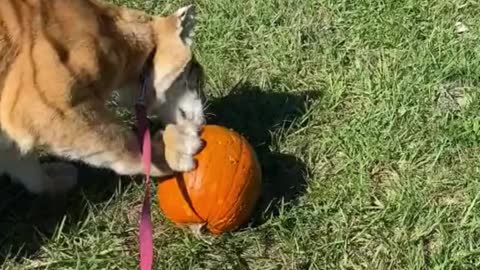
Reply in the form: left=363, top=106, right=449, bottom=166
left=0, top=0, right=205, bottom=194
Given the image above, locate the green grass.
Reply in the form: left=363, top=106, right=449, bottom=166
left=2, top=0, right=480, bottom=269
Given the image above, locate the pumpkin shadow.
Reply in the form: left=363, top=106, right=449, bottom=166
left=0, top=161, right=133, bottom=263
left=207, top=82, right=319, bottom=226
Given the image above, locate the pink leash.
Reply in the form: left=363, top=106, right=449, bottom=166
left=135, top=71, right=154, bottom=270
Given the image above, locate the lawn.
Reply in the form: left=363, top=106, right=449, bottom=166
left=2, top=0, right=480, bottom=269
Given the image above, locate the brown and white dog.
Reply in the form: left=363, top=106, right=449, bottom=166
left=0, top=0, right=206, bottom=194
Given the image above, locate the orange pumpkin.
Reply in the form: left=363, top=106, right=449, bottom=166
left=156, top=125, right=262, bottom=234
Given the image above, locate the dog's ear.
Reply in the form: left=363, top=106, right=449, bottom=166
left=174, top=5, right=195, bottom=46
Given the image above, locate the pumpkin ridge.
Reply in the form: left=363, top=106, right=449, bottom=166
left=207, top=131, right=243, bottom=225
left=199, top=134, right=218, bottom=220
left=209, top=133, right=248, bottom=230
left=176, top=173, right=204, bottom=222
left=189, top=158, right=205, bottom=221
left=222, top=137, right=260, bottom=228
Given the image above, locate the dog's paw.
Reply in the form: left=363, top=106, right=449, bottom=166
left=41, top=162, right=78, bottom=194
left=162, top=122, right=203, bottom=172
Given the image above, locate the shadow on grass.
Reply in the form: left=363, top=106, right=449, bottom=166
left=0, top=162, right=131, bottom=263
left=0, top=81, right=318, bottom=262
left=207, top=82, right=319, bottom=227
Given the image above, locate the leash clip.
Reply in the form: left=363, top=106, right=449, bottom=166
left=136, top=69, right=149, bottom=106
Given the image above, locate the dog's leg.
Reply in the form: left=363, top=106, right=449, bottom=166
left=36, top=103, right=203, bottom=177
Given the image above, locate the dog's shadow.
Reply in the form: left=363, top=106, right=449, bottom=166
left=0, top=162, right=126, bottom=263
left=0, top=82, right=318, bottom=262
left=207, top=82, right=318, bottom=226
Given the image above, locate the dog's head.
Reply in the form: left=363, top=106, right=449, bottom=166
left=146, top=5, right=206, bottom=127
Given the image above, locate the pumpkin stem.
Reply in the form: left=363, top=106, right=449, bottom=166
left=187, top=223, right=210, bottom=240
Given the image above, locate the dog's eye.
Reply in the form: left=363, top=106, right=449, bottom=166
left=179, top=108, right=187, bottom=119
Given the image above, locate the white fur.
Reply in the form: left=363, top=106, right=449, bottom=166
left=149, top=78, right=205, bottom=127
left=176, top=5, right=195, bottom=46
left=50, top=145, right=145, bottom=176
left=114, top=69, right=205, bottom=128
left=160, top=122, right=203, bottom=172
